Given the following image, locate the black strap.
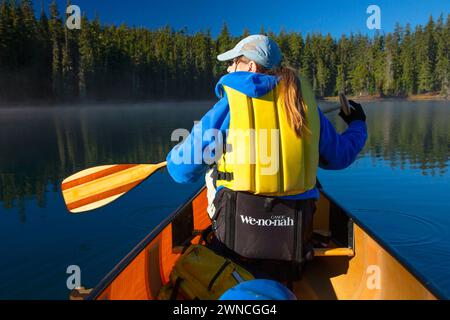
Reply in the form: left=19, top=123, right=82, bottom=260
left=294, top=203, right=304, bottom=264
left=170, top=277, right=183, bottom=300
left=225, top=191, right=236, bottom=250
left=216, top=171, right=234, bottom=181
left=200, top=226, right=214, bottom=244
left=316, top=179, right=323, bottom=190
left=287, top=262, right=303, bottom=290
left=208, top=260, right=231, bottom=291
left=264, top=198, right=275, bottom=212
left=319, top=155, right=329, bottom=167
left=211, top=167, right=218, bottom=189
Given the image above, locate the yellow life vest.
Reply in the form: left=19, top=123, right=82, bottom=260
left=216, top=76, right=320, bottom=196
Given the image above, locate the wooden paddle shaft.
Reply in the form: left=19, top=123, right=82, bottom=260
left=339, top=93, right=352, bottom=116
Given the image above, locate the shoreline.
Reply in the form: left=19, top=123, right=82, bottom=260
left=320, top=94, right=448, bottom=102
left=0, top=94, right=448, bottom=108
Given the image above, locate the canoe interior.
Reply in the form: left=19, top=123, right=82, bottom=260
left=88, top=187, right=436, bottom=300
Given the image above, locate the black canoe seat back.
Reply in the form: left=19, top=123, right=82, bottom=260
left=312, top=191, right=355, bottom=257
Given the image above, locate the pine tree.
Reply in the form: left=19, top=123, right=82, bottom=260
left=78, top=15, right=94, bottom=99
left=276, top=28, right=291, bottom=61
left=372, top=32, right=386, bottom=95
left=21, top=0, right=41, bottom=97
left=0, top=1, right=8, bottom=50
left=314, top=34, right=335, bottom=97
left=287, top=32, right=303, bottom=69
left=90, top=15, right=102, bottom=98
left=215, top=23, right=233, bottom=78
left=383, top=25, right=403, bottom=95
left=319, top=33, right=336, bottom=96
left=400, top=24, right=417, bottom=95
left=21, top=0, right=36, bottom=41
left=49, top=1, right=62, bottom=99
left=61, top=0, right=77, bottom=99
left=301, top=34, right=315, bottom=86
left=0, top=0, right=10, bottom=100
left=259, top=25, right=266, bottom=35
left=335, top=34, right=351, bottom=94
left=217, top=23, right=232, bottom=53
left=435, top=14, right=449, bottom=97
left=392, top=23, right=404, bottom=94
left=417, top=16, right=437, bottom=93
left=384, top=33, right=395, bottom=95
left=9, top=0, right=22, bottom=70
left=349, top=35, right=371, bottom=96
left=36, top=1, right=52, bottom=98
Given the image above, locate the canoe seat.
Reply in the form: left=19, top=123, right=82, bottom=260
left=312, top=230, right=355, bottom=257
left=313, top=247, right=354, bottom=257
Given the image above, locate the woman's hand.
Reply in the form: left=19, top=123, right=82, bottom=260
left=339, top=100, right=366, bottom=125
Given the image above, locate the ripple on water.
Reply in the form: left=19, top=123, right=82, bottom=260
left=351, top=208, right=447, bottom=248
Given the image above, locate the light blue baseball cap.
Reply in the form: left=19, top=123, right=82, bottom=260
left=217, top=35, right=282, bottom=69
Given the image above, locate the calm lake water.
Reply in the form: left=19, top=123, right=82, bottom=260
left=0, top=100, right=449, bottom=299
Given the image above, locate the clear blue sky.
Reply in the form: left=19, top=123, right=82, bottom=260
left=38, top=0, right=449, bottom=38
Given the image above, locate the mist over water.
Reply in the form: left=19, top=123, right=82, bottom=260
left=0, top=100, right=449, bottom=299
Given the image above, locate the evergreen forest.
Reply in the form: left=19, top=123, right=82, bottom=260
left=0, top=0, right=448, bottom=103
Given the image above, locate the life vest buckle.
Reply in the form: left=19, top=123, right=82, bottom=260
left=217, top=171, right=234, bottom=181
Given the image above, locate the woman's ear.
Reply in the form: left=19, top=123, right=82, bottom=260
left=248, top=61, right=258, bottom=73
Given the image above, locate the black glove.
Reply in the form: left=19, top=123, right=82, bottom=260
left=339, top=100, right=366, bottom=125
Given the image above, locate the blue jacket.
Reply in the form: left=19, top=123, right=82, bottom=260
left=166, top=72, right=368, bottom=199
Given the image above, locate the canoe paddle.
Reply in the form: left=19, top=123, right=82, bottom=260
left=61, top=101, right=350, bottom=214
left=339, top=93, right=352, bottom=116
left=61, top=162, right=167, bottom=213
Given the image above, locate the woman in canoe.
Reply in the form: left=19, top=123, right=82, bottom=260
left=166, top=34, right=367, bottom=282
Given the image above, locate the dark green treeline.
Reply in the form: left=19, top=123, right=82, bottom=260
left=0, top=0, right=449, bottom=103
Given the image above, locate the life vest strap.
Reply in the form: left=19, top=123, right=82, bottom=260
left=216, top=171, right=234, bottom=182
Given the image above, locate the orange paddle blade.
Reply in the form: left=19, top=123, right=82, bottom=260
left=61, top=162, right=167, bottom=213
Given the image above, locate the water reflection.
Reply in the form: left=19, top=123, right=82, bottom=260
left=327, top=100, right=449, bottom=176
left=0, top=102, right=210, bottom=213
left=0, top=100, right=448, bottom=213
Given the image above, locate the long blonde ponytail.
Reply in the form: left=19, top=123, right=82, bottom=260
left=239, top=56, right=309, bottom=138
left=272, top=66, right=309, bottom=138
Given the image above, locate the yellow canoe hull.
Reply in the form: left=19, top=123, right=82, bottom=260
left=86, top=187, right=436, bottom=300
